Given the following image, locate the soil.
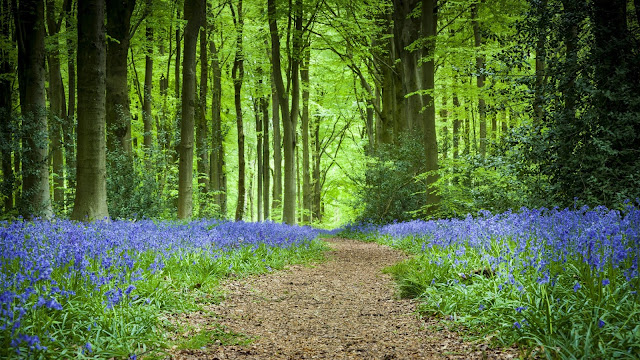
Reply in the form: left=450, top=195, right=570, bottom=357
left=168, top=238, right=519, bottom=359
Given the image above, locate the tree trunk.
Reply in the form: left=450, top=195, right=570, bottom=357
left=312, top=114, right=321, bottom=221
left=421, top=0, right=439, bottom=216
left=177, top=0, right=203, bottom=219
left=15, top=0, right=53, bottom=218
left=256, top=98, right=263, bottom=221
left=46, top=0, right=67, bottom=211
left=271, top=72, right=282, bottom=216
left=175, top=8, right=181, bottom=98
left=268, top=0, right=296, bottom=224
left=452, top=93, right=460, bottom=159
left=232, top=0, right=245, bottom=221
left=105, top=0, right=135, bottom=156
left=471, top=1, right=486, bottom=158
left=262, top=84, right=270, bottom=220
left=71, top=0, right=109, bottom=221
left=301, top=46, right=311, bottom=222
left=0, top=0, right=13, bottom=212
left=392, top=0, right=422, bottom=133
left=533, top=0, right=547, bottom=124
left=378, top=8, right=394, bottom=145
left=210, top=33, right=226, bottom=215
left=440, top=96, right=448, bottom=160
left=143, top=0, right=153, bottom=150
left=196, top=22, right=209, bottom=192
left=64, top=0, right=75, bottom=202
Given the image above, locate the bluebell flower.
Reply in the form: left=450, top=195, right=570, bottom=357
left=513, top=321, right=521, bottom=329
left=598, top=319, right=605, bottom=328
left=573, top=282, right=581, bottom=292
left=602, top=278, right=610, bottom=286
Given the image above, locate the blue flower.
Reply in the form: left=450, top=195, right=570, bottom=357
left=573, top=282, right=581, bottom=292
left=513, top=322, right=521, bottom=329
left=602, top=278, right=610, bottom=286
left=598, top=319, right=605, bottom=328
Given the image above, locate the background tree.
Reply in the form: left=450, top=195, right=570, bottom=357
left=71, top=0, right=109, bottom=221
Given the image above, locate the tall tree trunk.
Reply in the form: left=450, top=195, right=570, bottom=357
left=105, top=0, right=135, bottom=155
left=268, top=0, right=296, bottom=224
left=177, top=0, right=203, bottom=219
left=72, top=0, right=109, bottom=221
left=46, top=0, right=66, bottom=210
left=301, top=46, right=311, bottom=222
left=378, top=8, right=394, bottom=145
left=452, top=93, right=460, bottom=159
left=196, top=20, right=209, bottom=192
left=143, top=0, right=153, bottom=150
left=175, top=7, right=181, bottom=98
left=256, top=98, right=263, bottom=221
left=271, top=72, right=282, bottom=216
left=232, top=0, right=245, bottom=221
left=16, top=0, right=53, bottom=218
left=471, top=1, right=487, bottom=158
left=210, top=33, right=226, bottom=215
left=312, top=114, right=321, bottom=221
left=440, top=96, right=448, bottom=160
left=421, top=0, right=439, bottom=216
left=392, top=0, right=422, bottom=133
left=64, top=0, right=75, bottom=204
left=262, top=84, right=270, bottom=220
left=0, top=0, right=13, bottom=212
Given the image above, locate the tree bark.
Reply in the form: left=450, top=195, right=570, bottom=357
left=196, top=17, right=209, bottom=192
left=471, top=1, right=486, bottom=158
left=256, top=97, right=263, bottom=221
left=46, top=0, right=67, bottom=210
left=301, top=46, right=311, bottom=222
left=16, top=0, right=53, bottom=218
left=71, top=0, right=109, bottom=221
left=105, top=0, right=135, bottom=156
left=392, top=0, right=422, bottom=133
left=210, top=32, right=226, bottom=215
left=232, top=0, right=245, bottom=221
left=452, top=93, right=460, bottom=159
left=64, top=0, right=75, bottom=199
left=143, top=0, right=153, bottom=150
left=268, top=0, right=296, bottom=224
left=271, top=72, right=282, bottom=216
left=175, top=7, right=181, bottom=98
left=177, top=0, right=203, bottom=219
left=312, top=114, right=321, bottom=221
left=262, top=82, right=270, bottom=220
left=421, top=0, right=439, bottom=216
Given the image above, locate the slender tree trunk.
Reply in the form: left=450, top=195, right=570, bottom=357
left=15, top=0, right=53, bottom=218
left=378, top=8, right=394, bottom=145
left=143, top=0, right=153, bottom=150
left=72, top=0, right=109, bottom=221
left=271, top=72, right=282, bottom=215
left=452, top=93, right=460, bottom=159
left=301, top=46, right=311, bottom=222
left=46, top=0, right=67, bottom=210
left=105, top=0, right=135, bottom=155
left=64, top=0, right=75, bottom=203
left=0, top=0, right=13, bottom=212
left=256, top=98, right=263, bottom=221
left=210, top=34, right=226, bottom=215
left=312, top=115, right=321, bottom=220
left=196, top=21, right=209, bottom=192
left=232, top=0, right=245, bottom=221
left=421, top=0, right=439, bottom=216
left=175, top=8, right=181, bottom=98
left=471, top=1, right=487, bottom=158
left=440, top=96, right=448, bottom=160
left=262, top=86, right=270, bottom=220
left=177, top=0, right=203, bottom=219
left=268, top=0, right=296, bottom=224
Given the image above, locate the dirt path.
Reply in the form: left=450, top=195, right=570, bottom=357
left=170, top=238, right=517, bottom=359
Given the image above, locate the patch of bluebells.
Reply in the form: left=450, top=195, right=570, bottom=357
left=376, top=204, right=640, bottom=285
left=0, top=218, right=321, bottom=355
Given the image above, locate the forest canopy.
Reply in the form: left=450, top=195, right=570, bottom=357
left=0, top=0, right=639, bottom=225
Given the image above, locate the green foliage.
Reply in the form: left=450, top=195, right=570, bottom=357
left=355, top=132, right=425, bottom=224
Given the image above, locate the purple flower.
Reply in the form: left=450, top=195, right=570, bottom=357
left=602, top=278, right=610, bottom=286
left=573, top=282, right=581, bottom=292
left=513, top=321, right=521, bottom=329
left=598, top=319, right=605, bottom=328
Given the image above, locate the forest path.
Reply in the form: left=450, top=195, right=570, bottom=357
left=169, top=238, right=517, bottom=359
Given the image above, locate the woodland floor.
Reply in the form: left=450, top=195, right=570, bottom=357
left=167, top=238, right=520, bottom=359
